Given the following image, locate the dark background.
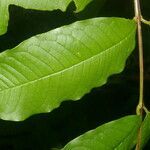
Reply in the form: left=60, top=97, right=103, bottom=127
left=0, top=0, right=150, bottom=149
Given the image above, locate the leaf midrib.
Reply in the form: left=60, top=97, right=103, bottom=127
left=0, top=28, right=135, bottom=93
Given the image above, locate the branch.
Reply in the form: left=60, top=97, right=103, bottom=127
left=134, top=0, right=145, bottom=149
left=134, top=0, right=144, bottom=116
left=141, top=17, right=150, bottom=26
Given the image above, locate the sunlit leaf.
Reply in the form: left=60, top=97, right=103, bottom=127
left=63, top=115, right=141, bottom=150
left=0, top=18, right=136, bottom=121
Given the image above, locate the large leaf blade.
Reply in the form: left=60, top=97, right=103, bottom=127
left=0, top=18, right=136, bottom=121
left=0, top=0, right=92, bottom=35
left=63, top=115, right=141, bottom=150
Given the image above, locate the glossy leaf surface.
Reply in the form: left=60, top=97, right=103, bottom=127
left=63, top=115, right=141, bottom=150
left=0, top=18, right=136, bottom=121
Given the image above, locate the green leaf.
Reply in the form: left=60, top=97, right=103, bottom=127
left=0, top=18, right=136, bottom=121
left=0, top=0, right=92, bottom=35
left=140, top=112, right=150, bottom=149
left=73, top=0, right=92, bottom=12
left=75, top=0, right=106, bottom=19
left=63, top=115, right=141, bottom=150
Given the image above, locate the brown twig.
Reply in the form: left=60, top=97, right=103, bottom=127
left=134, top=0, right=144, bottom=116
left=134, top=0, right=145, bottom=149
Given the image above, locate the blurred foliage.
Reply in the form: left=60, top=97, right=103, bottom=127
left=0, top=0, right=149, bottom=149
